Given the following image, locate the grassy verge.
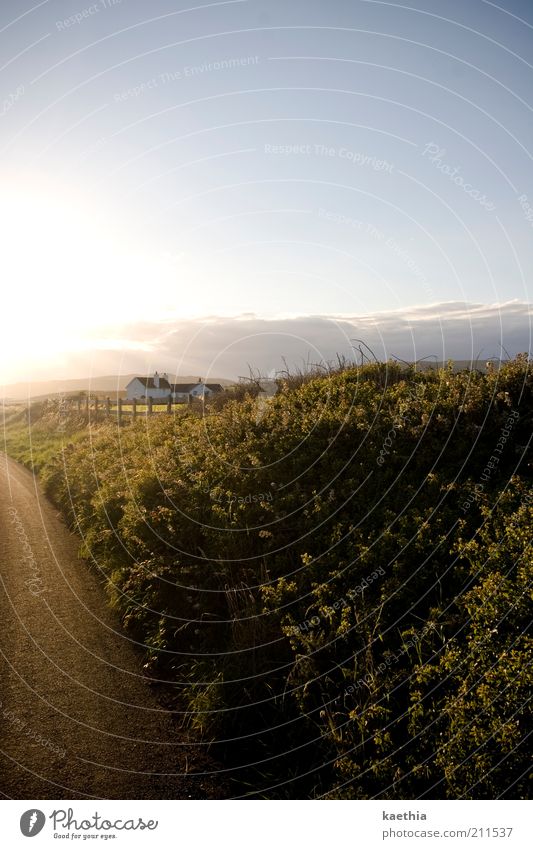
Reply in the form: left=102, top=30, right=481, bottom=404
left=2, top=402, right=87, bottom=473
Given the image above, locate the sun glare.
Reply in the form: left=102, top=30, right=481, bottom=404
left=0, top=180, right=200, bottom=380
left=1, top=184, right=111, bottom=357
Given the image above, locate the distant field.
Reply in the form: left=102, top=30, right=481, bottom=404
left=1, top=373, right=235, bottom=401
left=118, top=403, right=182, bottom=413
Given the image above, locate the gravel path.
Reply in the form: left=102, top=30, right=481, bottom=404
left=0, top=453, right=223, bottom=799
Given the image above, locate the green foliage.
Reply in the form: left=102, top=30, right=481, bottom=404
left=410, top=482, right=532, bottom=799
left=2, top=401, right=86, bottom=472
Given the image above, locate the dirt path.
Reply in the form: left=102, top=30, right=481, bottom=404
left=0, top=453, right=223, bottom=799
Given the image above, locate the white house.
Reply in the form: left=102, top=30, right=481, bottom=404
left=125, top=372, right=172, bottom=400
left=187, top=380, right=224, bottom=399
left=126, top=373, right=223, bottom=402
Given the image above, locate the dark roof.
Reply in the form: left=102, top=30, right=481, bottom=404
left=126, top=378, right=224, bottom=394
left=127, top=376, right=171, bottom=389
left=172, top=383, right=224, bottom=393
left=171, top=383, right=196, bottom=392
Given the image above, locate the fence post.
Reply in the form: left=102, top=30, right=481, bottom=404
left=105, top=397, right=111, bottom=417
left=94, top=397, right=98, bottom=423
left=167, top=394, right=172, bottom=414
left=147, top=396, right=153, bottom=416
left=85, top=395, right=89, bottom=417
left=117, top=398, right=122, bottom=425
left=77, top=395, right=82, bottom=413
left=132, top=398, right=137, bottom=420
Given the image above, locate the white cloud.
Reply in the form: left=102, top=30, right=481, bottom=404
left=76, top=300, right=533, bottom=379
left=4, top=301, right=531, bottom=385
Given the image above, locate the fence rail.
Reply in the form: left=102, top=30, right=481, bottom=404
left=63, top=394, right=195, bottom=423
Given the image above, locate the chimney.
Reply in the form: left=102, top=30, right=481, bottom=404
left=154, top=371, right=159, bottom=388
left=198, top=377, right=202, bottom=384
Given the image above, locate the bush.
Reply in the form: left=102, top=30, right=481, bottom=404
left=15, top=357, right=532, bottom=798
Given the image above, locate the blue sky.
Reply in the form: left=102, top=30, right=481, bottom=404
left=1, top=0, right=532, bottom=381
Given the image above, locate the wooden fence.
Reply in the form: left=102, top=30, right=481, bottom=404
left=67, top=395, right=193, bottom=424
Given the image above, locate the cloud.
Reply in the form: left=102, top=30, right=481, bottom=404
left=103, top=301, right=532, bottom=378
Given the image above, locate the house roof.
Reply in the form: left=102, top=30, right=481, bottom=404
left=126, top=378, right=224, bottom=394
left=127, top=376, right=171, bottom=390
left=172, top=383, right=224, bottom=393
left=171, top=384, right=196, bottom=393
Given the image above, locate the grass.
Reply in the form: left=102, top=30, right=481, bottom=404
left=2, top=405, right=86, bottom=473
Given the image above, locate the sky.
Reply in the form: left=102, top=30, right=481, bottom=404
left=1, top=0, right=532, bottom=383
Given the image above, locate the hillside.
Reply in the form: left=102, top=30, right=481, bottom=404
left=3, top=357, right=532, bottom=799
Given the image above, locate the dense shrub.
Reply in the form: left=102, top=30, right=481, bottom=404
left=15, top=357, right=532, bottom=797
